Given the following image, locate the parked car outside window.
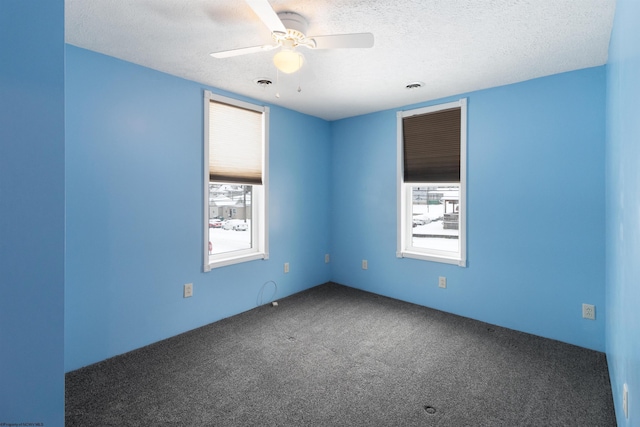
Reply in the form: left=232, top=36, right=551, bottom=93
left=222, top=219, right=249, bottom=231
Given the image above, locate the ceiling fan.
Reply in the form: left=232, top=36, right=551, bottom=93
left=210, top=0, right=374, bottom=74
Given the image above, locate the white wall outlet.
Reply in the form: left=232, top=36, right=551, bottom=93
left=438, top=276, right=447, bottom=288
left=183, top=283, right=193, bottom=298
left=582, top=303, right=595, bottom=320
left=325, top=254, right=330, bottom=263
left=623, top=383, right=629, bottom=419
left=362, top=259, right=368, bottom=270
left=284, top=262, right=289, bottom=273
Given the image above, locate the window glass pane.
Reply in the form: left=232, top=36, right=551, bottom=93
left=208, top=183, right=252, bottom=257
left=411, top=185, right=459, bottom=253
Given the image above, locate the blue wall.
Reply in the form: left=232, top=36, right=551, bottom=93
left=0, top=1, right=65, bottom=425
left=606, top=0, right=640, bottom=424
left=65, top=46, right=331, bottom=371
left=331, top=67, right=607, bottom=352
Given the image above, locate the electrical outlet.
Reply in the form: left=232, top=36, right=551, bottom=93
left=623, top=383, right=629, bottom=419
left=183, top=283, right=193, bottom=298
left=582, top=303, right=595, bottom=320
left=325, top=254, right=330, bottom=263
left=362, top=259, right=368, bottom=270
left=284, top=262, right=289, bottom=273
left=438, top=276, right=447, bottom=288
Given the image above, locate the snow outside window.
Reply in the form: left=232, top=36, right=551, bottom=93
left=397, top=99, right=467, bottom=266
left=204, top=91, right=269, bottom=271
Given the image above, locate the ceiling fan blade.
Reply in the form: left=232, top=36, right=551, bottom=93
left=309, top=33, right=374, bottom=49
left=245, top=0, right=286, bottom=34
left=210, top=44, right=278, bottom=59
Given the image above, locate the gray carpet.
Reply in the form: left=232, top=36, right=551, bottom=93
left=65, top=282, right=616, bottom=426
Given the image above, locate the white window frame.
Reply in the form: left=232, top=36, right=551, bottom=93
left=396, top=98, right=467, bottom=267
left=203, top=91, right=269, bottom=271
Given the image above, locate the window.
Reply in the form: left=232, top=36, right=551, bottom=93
left=204, top=91, right=269, bottom=270
left=397, top=98, right=467, bottom=266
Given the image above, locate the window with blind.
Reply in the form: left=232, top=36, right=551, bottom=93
left=204, top=91, right=269, bottom=271
left=397, top=98, right=467, bottom=266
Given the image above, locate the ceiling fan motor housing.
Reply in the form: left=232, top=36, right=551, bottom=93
left=274, top=12, right=312, bottom=47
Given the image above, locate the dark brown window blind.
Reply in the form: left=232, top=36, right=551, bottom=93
left=208, top=100, right=263, bottom=185
left=402, top=107, right=461, bottom=183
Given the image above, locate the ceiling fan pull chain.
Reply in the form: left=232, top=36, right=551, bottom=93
left=297, top=55, right=302, bottom=93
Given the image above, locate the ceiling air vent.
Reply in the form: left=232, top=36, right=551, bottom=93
left=254, top=78, right=273, bottom=87
left=405, top=81, right=424, bottom=90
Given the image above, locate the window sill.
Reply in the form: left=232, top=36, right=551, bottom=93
left=205, top=251, right=267, bottom=271
left=397, top=250, right=466, bottom=267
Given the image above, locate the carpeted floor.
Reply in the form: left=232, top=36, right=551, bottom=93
left=66, top=282, right=616, bottom=426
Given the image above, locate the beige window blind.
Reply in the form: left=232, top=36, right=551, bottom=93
left=209, top=100, right=263, bottom=185
left=402, top=107, right=461, bottom=183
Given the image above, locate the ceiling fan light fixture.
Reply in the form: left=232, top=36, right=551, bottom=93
left=273, top=49, right=304, bottom=74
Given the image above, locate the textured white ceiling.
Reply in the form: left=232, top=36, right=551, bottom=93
left=65, top=0, right=616, bottom=121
